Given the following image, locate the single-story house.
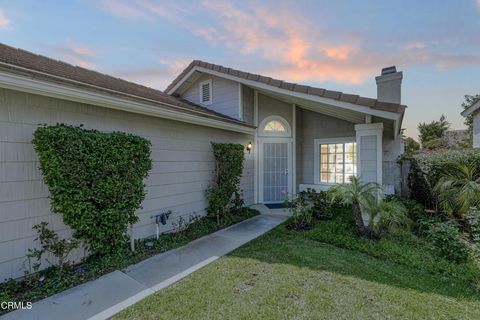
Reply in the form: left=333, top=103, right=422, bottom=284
left=461, top=101, right=480, bottom=148
left=0, top=43, right=406, bottom=281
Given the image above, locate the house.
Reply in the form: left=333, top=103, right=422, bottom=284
left=461, top=101, right=480, bottom=148
left=0, top=43, right=406, bottom=281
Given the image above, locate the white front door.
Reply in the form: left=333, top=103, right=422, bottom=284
left=259, top=139, right=292, bottom=203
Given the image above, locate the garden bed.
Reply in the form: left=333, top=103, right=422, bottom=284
left=0, top=208, right=259, bottom=315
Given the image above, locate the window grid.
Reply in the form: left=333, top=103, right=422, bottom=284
left=319, top=142, right=356, bottom=183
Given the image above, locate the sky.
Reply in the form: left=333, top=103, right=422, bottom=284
left=0, top=0, right=479, bottom=138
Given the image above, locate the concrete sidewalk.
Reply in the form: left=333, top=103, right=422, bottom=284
left=2, top=206, right=288, bottom=320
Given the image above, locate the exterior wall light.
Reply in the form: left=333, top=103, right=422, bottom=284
left=246, top=141, right=253, bottom=153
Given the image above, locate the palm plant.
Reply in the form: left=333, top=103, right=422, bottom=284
left=330, top=176, right=382, bottom=237
left=369, top=200, right=411, bottom=237
left=433, top=163, right=480, bottom=218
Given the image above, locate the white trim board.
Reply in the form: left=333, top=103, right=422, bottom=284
left=313, top=137, right=356, bottom=185
left=258, top=137, right=293, bottom=203
left=0, top=70, right=255, bottom=134
left=168, top=66, right=402, bottom=121
left=253, top=90, right=259, bottom=203
left=354, top=123, right=383, bottom=185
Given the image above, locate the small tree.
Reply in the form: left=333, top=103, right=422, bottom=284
left=404, top=137, right=420, bottom=154
left=206, top=143, right=245, bottom=224
left=433, top=163, right=480, bottom=218
left=26, top=222, right=79, bottom=274
left=418, top=114, right=450, bottom=149
left=331, top=176, right=382, bottom=237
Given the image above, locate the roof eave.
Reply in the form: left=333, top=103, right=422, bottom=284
left=0, top=68, right=256, bottom=134
left=169, top=65, right=403, bottom=122
left=461, top=101, right=480, bottom=117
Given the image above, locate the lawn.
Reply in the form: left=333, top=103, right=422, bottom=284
left=113, top=223, right=480, bottom=319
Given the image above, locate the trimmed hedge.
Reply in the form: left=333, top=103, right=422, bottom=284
left=32, top=124, right=152, bottom=254
left=407, top=149, right=480, bottom=209
left=206, top=142, right=245, bottom=224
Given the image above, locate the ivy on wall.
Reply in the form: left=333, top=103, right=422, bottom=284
left=206, top=143, right=245, bottom=224
left=32, top=124, right=152, bottom=254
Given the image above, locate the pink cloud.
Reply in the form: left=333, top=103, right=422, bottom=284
left=0, top=9, right=11, bottom=30
left=477, top=0, right=480, bottom=7
left=101, top=0, right=480, bottom=86
left=54, top=40, right=97, bottom=69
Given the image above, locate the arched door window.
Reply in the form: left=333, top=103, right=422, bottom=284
left=258, top=116, right=291, bottom=137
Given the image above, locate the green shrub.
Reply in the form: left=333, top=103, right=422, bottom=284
left=299, top=188, right=339, bottom=219
left=32, top=124, right=152, bottom=254
left=302, top=206, right=480, bottom=284
left=385, top=195, right=425, bottom=223
left=285, top=194, right=314, bottom=231
left=206, top=143, right=245, bottom=224
left=26, top=222, right=79, bottom=274
left=369, top=199, right=411, bottom=237
left=407, top=149, right=480, bottom=209
left=433, top=163, right=480, bottom=218
left=424, top=221, right=470, bottom=263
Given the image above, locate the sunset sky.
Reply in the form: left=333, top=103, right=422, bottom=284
left=1, top=0, right=479, bottom=138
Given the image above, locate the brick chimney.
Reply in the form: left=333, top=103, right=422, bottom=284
left=375, top=66, right=403, bottom=104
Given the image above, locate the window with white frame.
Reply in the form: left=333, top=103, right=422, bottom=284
left=199, top=79, right=212, bottom=105
left=314, top=138, right=356, bottom=184
left=259, top=116, right=291, bottom=137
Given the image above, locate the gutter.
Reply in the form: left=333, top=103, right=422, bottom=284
left=0, top=64, right=255, bottom=134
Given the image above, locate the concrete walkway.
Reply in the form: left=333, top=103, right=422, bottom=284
left=2, top=206, right=288, bottom=320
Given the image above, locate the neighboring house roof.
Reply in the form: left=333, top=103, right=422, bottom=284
left=0, top=43, right=254, bottom=130
left=461, top=100, right=480, bottom=117
left=166, top=60, right=407, bottom=115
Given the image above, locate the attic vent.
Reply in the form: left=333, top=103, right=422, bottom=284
left=199, top=79, right=212, bottom=105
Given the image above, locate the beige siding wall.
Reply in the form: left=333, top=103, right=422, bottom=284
left=257, top=93, right=292, bottom=128
left=241, top=85, right=254, bottom=125
left=298, top=108, right=356, bottom=184
left=182, top=74, right=240, bottom=120
left=0, top=88, right=254, bottom=281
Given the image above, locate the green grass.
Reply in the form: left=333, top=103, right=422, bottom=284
left=113, top=224, right=480, bottom=320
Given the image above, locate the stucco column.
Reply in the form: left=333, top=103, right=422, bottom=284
left=355, top=123, right=383, bottom=186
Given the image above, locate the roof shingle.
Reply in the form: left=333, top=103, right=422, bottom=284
left=0, top=44, right=253, bottom=128
left=166, top=60, right=406, bottom=114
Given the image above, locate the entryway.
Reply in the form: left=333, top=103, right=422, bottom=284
left=257, top=115, right=293, bottom=204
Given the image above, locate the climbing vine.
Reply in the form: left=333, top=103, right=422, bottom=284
left=206, top=142, right=245, bottom=224
left=32, top=124, right=152, bottom=254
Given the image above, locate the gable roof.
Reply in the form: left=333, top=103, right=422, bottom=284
left=0, top=43, right=254, bottom=130
left=461, top=100, right=480, bottom=117
left=166, top=60, right=406, bottom=115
